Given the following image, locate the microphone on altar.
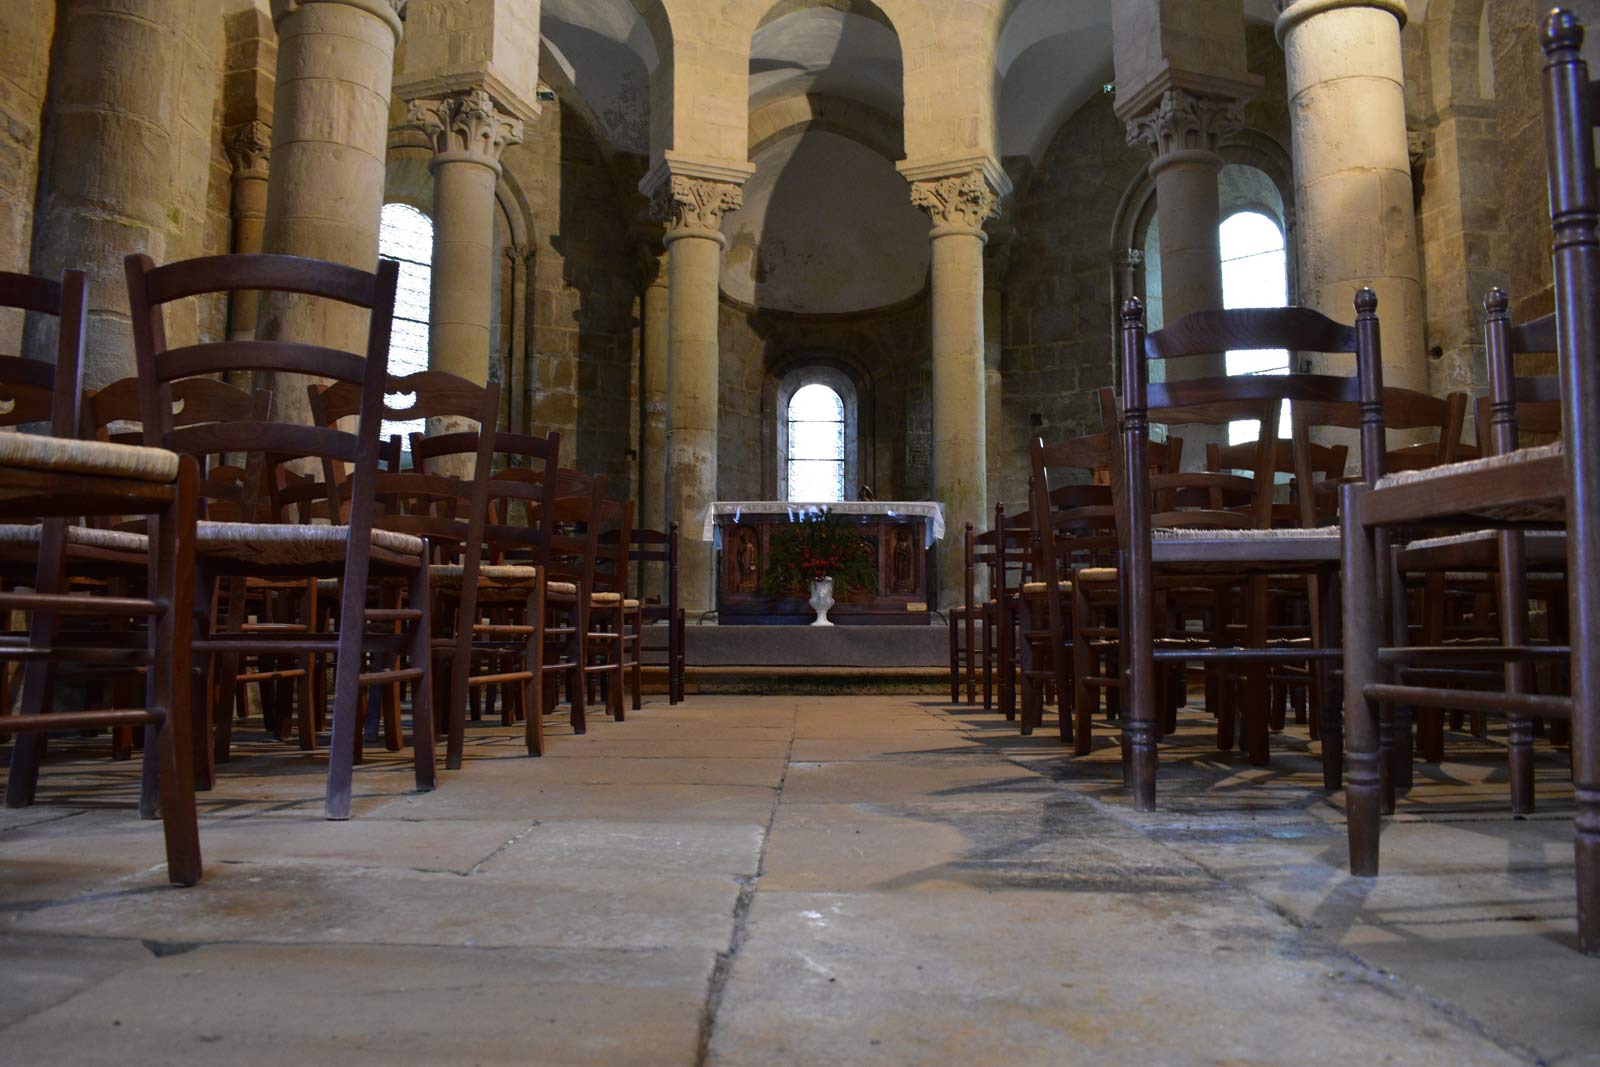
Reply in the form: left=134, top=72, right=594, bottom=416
left=857, top=484, right=875, bottom=501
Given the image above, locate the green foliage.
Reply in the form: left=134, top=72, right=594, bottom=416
left=761, top=512, right=878, bottom=597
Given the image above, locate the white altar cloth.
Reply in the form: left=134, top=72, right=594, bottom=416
left=703, top=501, right=946, bottom=549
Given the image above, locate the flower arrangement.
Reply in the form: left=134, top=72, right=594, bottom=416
left=761, top=512, right=878, bottom=596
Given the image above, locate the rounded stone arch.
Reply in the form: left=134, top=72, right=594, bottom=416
left=1425, top=0, right=1494, bottom=104
left=763, top=349, right=875, bottom=501
left=1109, top=129, right=1298, bottom=332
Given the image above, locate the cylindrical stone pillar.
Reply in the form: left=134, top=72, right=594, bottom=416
left=257, top=0, right=403, bottom=425
left=27, top=0, right=197, bottom=389
left=653, top=176, right=743, bottom=616
left=638, top=245, right=670, bottom=537
left=1126, top=90, right=1246, bottom=382
left=909, top=170, right=999, bottom=610
left=409, top=89, right=523, bottom=410
left=1278, top=0, right=1424, bottom=389
left=637, top=244, right=670, bottom=602
left=505, top=244, right=530, bottom=435
left=225, top=121, right=271, bottom=342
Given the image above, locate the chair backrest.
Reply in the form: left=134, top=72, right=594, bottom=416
left=1205, top=435, right=1348, bottom=527
left=480, top=429, right=561, bottom=566
left=1541, top=10, right=1600, bottom=505
left=1028, top=428, right=1121, bottom=596
left=621, top=523, right=679, bottom=616
left=1116, top=292, right=1385, bottom=533
left=1481, top=290, right=1564, bottom=458
left=87, top=376, right=273, bottom=522
left=0, top=269, right=86, bottom=440
left=124, top=252, right=400, bottom=541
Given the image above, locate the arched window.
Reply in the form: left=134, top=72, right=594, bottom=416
left=1219, top=210, right=1291, bottom=445
left=378, top=202, right=433, bottom=445
left=785, top=382, right=846, bottom=502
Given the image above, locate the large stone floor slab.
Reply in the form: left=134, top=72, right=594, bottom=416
left=0, top=693, right=1593, bottom=1064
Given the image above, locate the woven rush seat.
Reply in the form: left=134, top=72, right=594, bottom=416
left=1152, top=525, right=1338, bottom=540
left=1021, top=580, right=1072, bottom=593
left=591, top=591, right=622, bottom=604
left=547, top=580, right=578, bottom=596
left=0, top=431, right=179, bottom=482
left=1076, top=567, right=1118, bottom=581
left=430, top=563, right=541, bottom=587
left=1404, top=528, right=1566, bottom=552
left=0, top=523, right=147, bottom=559
left=195, top=522, right=424, bottom=565
left=1374, top=440, right=1562, bottom=490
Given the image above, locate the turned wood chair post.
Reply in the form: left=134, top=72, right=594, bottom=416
left=1482, top=287, right=1540, bottom=812
left=5, top=269, right=87, bottom=807
left=1117, top=297, right=1158, bottom=810
left=1544, top=9, right=1600, bottom=951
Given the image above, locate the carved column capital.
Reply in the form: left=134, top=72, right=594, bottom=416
left=908, top=170, right=1003, bottom=238
left=226, top=121, right=272, bottom=181
left=650, top=177, right=743, bottom=244
left=1125, top=89, right=1245, bottom=171
left=271, top=0, right=406, bottom=39
left=408, top=89, right=524, bottom=176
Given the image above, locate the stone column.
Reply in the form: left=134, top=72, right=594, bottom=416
left=504, top=243, right=530, bottom=434
left=1278, top=0, right=1424, bottom=390
left=983, top=229, right=1011, bottom=515
left=225, top=121, right=272, bottom=342
left=256, top=0, right=403, bottom=425
left=1126, top=89, right=1245, bottom=378
left=27, top=0, right=197, bottom=388
left=637, top=243, right=670, bottom=533
left=408, top=88, right=522, bottom=406
left=904, top=162, right=1008, bottom=609
left=649, top=169, right=747, bottom=616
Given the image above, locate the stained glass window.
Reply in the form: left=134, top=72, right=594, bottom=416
left=1220, top=210, right=1291, bottom=446
left=786, top=383, right=845, bottom=502
left=378, top=202, right=433, bottom=446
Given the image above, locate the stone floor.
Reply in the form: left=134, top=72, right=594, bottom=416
left=0, top=694, right=1595, bottom=1065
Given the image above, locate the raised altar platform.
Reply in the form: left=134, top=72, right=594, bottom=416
left=704, top=501, right=945, bottom=625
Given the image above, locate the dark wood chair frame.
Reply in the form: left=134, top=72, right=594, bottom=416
left=126, top=250, right=435, bottom=820
left=1115, top=291, right=1388, bottom=811
left=1340, top=11, right=1600, bottom=954
left=0, top=267, right=202, bottom=884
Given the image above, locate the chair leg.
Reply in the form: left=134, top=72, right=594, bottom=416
left=948, top=611, right=960, bottom=703
left=408, top=563, right=437, bottom=791
left=152, top=473, right=202, bottom=884
left=1317, top=572, right=1342, bottom=792
left=1340, top=490, right=1381, bottom=877
left=5, top=516, right=69, bottom=809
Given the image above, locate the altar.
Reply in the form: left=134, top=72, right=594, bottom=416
left=703, top=502, right=945, bottom=625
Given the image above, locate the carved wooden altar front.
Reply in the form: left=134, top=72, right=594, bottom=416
left=713, top=510, right=934, bottom=625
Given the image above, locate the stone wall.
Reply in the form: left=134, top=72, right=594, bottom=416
left=998, top=91, right=1146, bottom=511
left=715, top=295, right=930, bottom=502
left=501, top=101, right=638, bottom=497
left=0, top=0, right=53, bottom=351
left=996, top=26, right=1292, bottom=508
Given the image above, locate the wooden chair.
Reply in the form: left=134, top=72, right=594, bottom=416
left=1022, top=436, right=1119, bottom=743
left=313, top=372, right=503, bottom=772
left=1392, top=320, right=1568, bottom=809
left=1113, top=290, right=1389, bottom=809
left=479, top=430, right=581, bottom=750
left=125, top=250, right=435, bottom=820
left=1340, top=9, right=1599, bottom=954
left=628, top=524, right=685, bottom=705
left=82, top=376, right=294, bottom=781
left=0, top=267, right=202, bottom=883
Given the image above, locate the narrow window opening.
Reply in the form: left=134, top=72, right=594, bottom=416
left=786, top=382, right=845, bottom=502
left=1220, top=210, right=1291, bottom=446
left=378, top=202, right=433, bottom=448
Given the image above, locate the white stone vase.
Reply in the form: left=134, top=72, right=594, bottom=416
left=808, top=577, right=835, bottom=626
